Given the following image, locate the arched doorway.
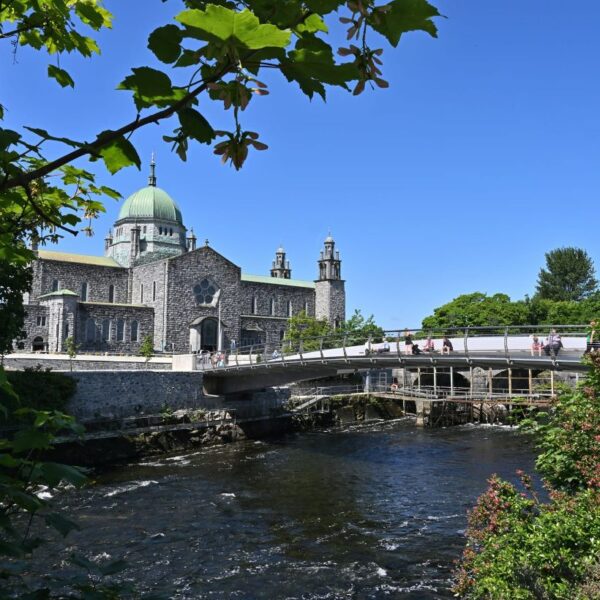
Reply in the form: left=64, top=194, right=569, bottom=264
left=189, top=317, right=221, bottom=352
left=32, top=336, right=45, bottom=352
left=200, top=318, right=218, bottom=351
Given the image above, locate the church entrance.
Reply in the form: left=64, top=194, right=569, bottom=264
left=189, top=317, right=222, bottom=352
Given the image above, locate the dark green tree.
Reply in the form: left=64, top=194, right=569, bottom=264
left=421, top=292, right=530, bottom=330
left=0, top=260, right=32, bottom=356
left=339, top=309, right=384, bottom=344
left=284, top=310, right=332, bottom=351
left=535, top=247, right=598, bottom=302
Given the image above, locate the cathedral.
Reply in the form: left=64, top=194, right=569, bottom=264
left=19, top=161, right=346, bottom=354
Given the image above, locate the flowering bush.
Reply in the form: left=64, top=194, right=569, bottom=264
left=455, top=353, right=600, bottom=598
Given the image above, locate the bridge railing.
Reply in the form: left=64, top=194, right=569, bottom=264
left=195, top=324, right=589, bottom=370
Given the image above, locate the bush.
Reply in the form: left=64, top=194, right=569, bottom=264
left=455, top=352, right=600, bottom=598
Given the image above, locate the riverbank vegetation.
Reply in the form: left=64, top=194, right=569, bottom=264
left=455, top=352, right=600, bottom=598
left=422, top=246, right=599, bottom=329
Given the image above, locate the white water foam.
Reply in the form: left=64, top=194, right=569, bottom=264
left=104, top=480, right=158, bottom=497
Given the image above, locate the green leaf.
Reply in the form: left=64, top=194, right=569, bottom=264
left=40, top=462, right=88, bottom=487
left=148, top=24, right=183, bottom=63
left=305, top=0, right=345, bottom=14
left=96, top=133, right=141, bottom=174
left=118, top=67, right=174, bottom=111
left=369, top=0, right=441, bottom=48
left=45, top=512, right=80, bottom=537
left=24, top=126, right=83, bottom=148
left=296, top=13, right=328, bottom=34
left=176, top=5, right=291, bottom=50
left=280, top=37, right=358, bottom=99
left=178, top=108, right=214, bottom=144
left=99, top=186, right=122, bottom=200
left=12, top=429, right=53, bottom=453
left=48, top=65, right=75, bottom=88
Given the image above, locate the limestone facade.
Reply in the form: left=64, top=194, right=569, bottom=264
left=18, top=166, right=346, bottom=354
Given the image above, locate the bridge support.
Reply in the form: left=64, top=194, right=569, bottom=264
left=450, top=366, right=454, bottom=395
left=433, top=366, right=437, bottom=395
left=508, top=368, right=512, bottom=395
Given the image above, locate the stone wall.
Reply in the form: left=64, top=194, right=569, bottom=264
left=18, top=304, right=50, bottom=351
left=66, top=371, right=204, bottom=419
left=131, top=259, right=169, bottom=350
left=315, top=279, right=346, bottom=325
left=3, top=354, right=172, bottom=371
left=77, top=303, right=154, bottom=353
left=33, top=258, right=128, bottom=304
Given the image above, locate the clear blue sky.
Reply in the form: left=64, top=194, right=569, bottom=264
left=4, top=1, right=599, bottom=328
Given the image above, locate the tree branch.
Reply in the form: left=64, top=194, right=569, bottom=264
left=3, top=62, right=234, bottom=192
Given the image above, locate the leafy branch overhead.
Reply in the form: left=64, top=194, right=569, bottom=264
left=0, top=0, right=441, bottom=254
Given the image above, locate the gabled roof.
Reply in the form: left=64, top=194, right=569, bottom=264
left=38, top=250, right=122, bottom=268
left=241, top=273, right=315, bottom=289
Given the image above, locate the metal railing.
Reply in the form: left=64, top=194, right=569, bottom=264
left=195, top=324, right=590, bottom=371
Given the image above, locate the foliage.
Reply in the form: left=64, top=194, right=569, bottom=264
left=338, top=308, right=384, bottom=345
left=0, top=0, right=441, bottom=263
left=528, top=295, right=600, bottom=326
left=65, top=336, right=79, bottom=372
left=138, top=334, right=154, bottom=360
left=455, top=352, right=600, bottom=598
left=421, top=292, right=530, bottom=330
left=535, top=247, right=598, bottom=302
left=0, top=261, right=32, bottom=355
left=523, top=352, right=600, bottom=492
left=285, top=310, right=332, bottom=351
left=0, top=367, right=77, bottom=418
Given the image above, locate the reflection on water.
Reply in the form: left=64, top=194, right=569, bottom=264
left=40, top=420, right=536, bottom=598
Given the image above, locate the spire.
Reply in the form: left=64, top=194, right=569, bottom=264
left=148, top=152, right=157, bottom=187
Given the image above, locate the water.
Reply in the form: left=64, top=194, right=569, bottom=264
left=38, top=420, right=537, bottom=598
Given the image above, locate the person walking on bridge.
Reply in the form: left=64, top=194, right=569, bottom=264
left=404, top=329, right=413, bottom=355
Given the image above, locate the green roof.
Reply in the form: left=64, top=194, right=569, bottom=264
left=241, top=273, right=315, bottom=289
left=38, top=289, right=79, bottom=299
left=38, top=250, right=122, bottom=268
left=118, top=185, right=183, bottom=224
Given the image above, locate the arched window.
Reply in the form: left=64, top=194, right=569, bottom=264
left=169, top=228, right=173, bottom=236
left=51, top=279, right=59, bottom=292
left=108, top=284, right=114, bottom=303
left=32, top=336, right=44, bottom=351
left=159, top=227, right=162, bottom=235
left=101, top=319, right=110, bottom=341
left=116, top=319, right=124, bottom=341
left=80, top=281, right=88, bottom=301
left=64, top=323, right=69, bottom=338
left=193, top=278, right=218, bottom=305
left=304, top=300, right=310, bottom=315
left=270, top=298, right=276, bottom=316
left=152, top=281, right=156, bottom=302
left=143, top=226, right=147, bottom=234
left=288, top=300, right=293, bottom=317
left=252, top=296, right=258, bottom=314
left=130, top=320, right=139, bottom=342
left=85, top=318, right=96, bottom=342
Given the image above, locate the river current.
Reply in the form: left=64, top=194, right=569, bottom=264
left=42, top=420, right=537, bottom=599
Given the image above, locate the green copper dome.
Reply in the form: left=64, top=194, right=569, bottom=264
left=118, top=185, right=183, bottom=224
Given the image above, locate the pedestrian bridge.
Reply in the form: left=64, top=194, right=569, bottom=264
left=186, top=325, right=591, bottom=395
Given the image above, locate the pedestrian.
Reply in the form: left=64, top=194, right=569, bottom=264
left=404, top=329, right=413, bottom=355
left=442, top=336, right=453, bottom=354
left=530, top=334, right=542, bottom=356
left=424, top=336, right=435, bottom=352
left=585, top=320, right=599, bottom=354
left=544, top=329, right=562, bottom=356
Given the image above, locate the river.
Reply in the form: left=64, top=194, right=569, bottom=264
left=40, top=420, right=537, bottom=598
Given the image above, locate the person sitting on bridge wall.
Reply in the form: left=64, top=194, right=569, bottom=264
left=412, top=343, right=422, bottom=355
left=424, top=336, right=435, bottom=352
left=530, top=334, right=543, bottom=356
left=442, top=336, right=453, bottom=354
left=585, top=320, right=600, bottom=354
left=544, top=330, right=562, bottom=356
left=379, top=339, right=390, bottom=353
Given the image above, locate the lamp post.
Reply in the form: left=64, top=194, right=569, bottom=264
left=216, top=290, right=222, bottom=352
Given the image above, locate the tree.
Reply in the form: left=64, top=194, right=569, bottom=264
left=0, top=260, right=32, bottom=356
left=0, top=0, right=441, bottom=261
left=65, top=336, right=79, bottom=372
left=339, top=308, right=384, bottom=345
left=139, top=334, right=154, bottom=362
left=535, top=247, right=598, bottom=302
left=284, top=310, right=331, bottom=351
left=421, top=292, right=531, bottom=330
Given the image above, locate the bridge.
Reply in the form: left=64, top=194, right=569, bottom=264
left=190, top=325, right=591, bottom=395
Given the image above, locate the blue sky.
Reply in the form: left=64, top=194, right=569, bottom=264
left=3, top=1, right=599, bottom=328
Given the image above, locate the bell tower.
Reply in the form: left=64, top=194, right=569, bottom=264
left=270, top=246, right=292, bottom=279
left=315, top=234, right=345, bottom=327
